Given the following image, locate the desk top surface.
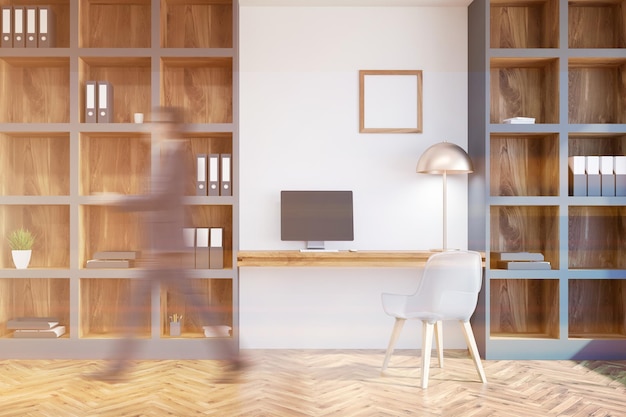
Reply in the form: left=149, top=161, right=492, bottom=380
left=237, top=250, right=440, bottom=267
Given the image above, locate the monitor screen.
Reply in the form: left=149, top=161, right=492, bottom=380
left=281, top=190, right=354, bottom=249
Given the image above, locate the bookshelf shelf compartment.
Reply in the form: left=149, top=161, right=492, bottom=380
left=161, top=278, right=232, bottom=338
left=79, top=205, right=143, bottom=269
left=490, top=133, right=559, bottom=197
left=186, top=205, right=233, bottom=269
left=79, top=132, right=151, bottom=196
left=80, top=278, right=150, bottom=338
left=490, top=58, right=559, bottom=124
left=79, top=57, right=152, bottom=124
left=0, top=133, right=70, bottom=196
left=569, top=133, right=626, bottom=156
left=181, top=133, right=232, bottom=196
left=0, top=278, right=70, bottom=338
left=160, top=57, right=233, bottom=124
left=0, top=205, right=70, bottom=269
left=490, top=0, right=559, bottom=48
left=490, top=278, right=559, bottom=339
left=490, top=205, right=559, bottom=270
left=79, top=0, right=151, bottom=48
left=569, top=279, right=626, bottom=339
left=161, top=0, right=233, bottom=49
left=568, top=206, right=626, bottom=269
left=569, top=0, right=626, bottom=49
left=568, top=59, right=626, bottom=124
left=0, top=58, right=70, bottom=124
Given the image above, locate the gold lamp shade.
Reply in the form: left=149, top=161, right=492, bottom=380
left=416, top=142, right=474, bottom=174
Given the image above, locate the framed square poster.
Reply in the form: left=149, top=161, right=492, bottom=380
left=359, top=70, right=423, bottom=133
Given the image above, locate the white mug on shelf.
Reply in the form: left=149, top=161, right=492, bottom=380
left=133, top=112, right=144, bottom=123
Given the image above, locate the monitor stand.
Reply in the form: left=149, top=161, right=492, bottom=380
left=299, top=241, right=339, bottom=252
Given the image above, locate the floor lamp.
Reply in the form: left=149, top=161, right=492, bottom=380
left=416, top=142, right=474, bottom=251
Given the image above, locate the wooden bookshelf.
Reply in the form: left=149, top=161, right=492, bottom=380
left=470, top=0, right=626, bottom=359
left=0, top=0, right=238, bottom=359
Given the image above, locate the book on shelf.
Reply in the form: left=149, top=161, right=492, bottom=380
left=93, top=251, right=139, bottom=260
left=503, top=117, right=535, bottom=124
left=13, top=325, right=66, bottom=338
left=497, top=261, right=551, bottom=270
left=86, top=259, right=132, bottom=268
left=492, top=252, right=544, bottom=262
left=7, top=317, right=59, bottom=330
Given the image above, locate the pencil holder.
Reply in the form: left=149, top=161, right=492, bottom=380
left=170, top=321, right=181, bottom=337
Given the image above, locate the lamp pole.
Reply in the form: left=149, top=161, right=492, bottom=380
left=442, top=170, right=447, bottom=251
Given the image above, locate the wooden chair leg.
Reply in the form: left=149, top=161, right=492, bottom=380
left=435, top=320, right=443, bottom=368
left=421, top=321, right=434, bottom=388
left=460, top=320, right=487, bottom=383
left=382, top=318, right=405, bottom=371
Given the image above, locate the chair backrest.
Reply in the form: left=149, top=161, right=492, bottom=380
left=405, top=250, right=483, bottom=321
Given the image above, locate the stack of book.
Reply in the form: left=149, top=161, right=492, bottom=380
left=493, top=252, right=551, bottom=270
left=8, top=317, right=66, bottom=338
left=86, top=250, right=139, bottom=268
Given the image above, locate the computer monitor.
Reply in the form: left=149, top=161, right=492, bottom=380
left=280, top=190, right=354, bottom=250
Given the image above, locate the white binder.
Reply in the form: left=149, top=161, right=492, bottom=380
left=97, top=81, right=113, bottom=123
left=220, top=154, right=231, bottom=196
left=568, top=156, right=586, bottom=197
left=209, top=227, right=223, bottom=269
left=196, top=154, right=207, bottom=196
left=85, top=81, right=97, bottom=123
left=586, top=156, right=601, bottom=197
left=182, top=227, right=196, bottom=268
left=195, top=227, right=210, bottom=269
left=13, top=7, right=24, bottom=48
left=2, top=7, right=12, bottom=48
left=208, top=154, right=220, bottom=196
left=615, top=156, right=626, bottom=196
left=25, top=6, right=36, bottom=48
left=38, top=6, right=55, bottom=48
left=600, top=156, right=615, bottom=197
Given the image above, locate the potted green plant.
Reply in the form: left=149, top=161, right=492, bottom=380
left=6, top=227, right=35, bottom=269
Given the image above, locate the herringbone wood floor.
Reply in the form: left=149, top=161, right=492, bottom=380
left=0, top=350, right=625, bottom=416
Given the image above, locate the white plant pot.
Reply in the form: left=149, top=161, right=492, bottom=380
left=12, top=250, right=32, bottom=269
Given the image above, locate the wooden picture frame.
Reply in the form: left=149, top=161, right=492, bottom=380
left=359, top=70, right=423, bottom=133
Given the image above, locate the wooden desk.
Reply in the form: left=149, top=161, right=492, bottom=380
left=237, top=250, right=437, bottom=268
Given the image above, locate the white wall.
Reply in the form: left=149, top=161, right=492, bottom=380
left=239, top=5, right=469, bottom=349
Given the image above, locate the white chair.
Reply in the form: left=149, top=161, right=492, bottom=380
left=381, top=250, right=487, bottom=388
